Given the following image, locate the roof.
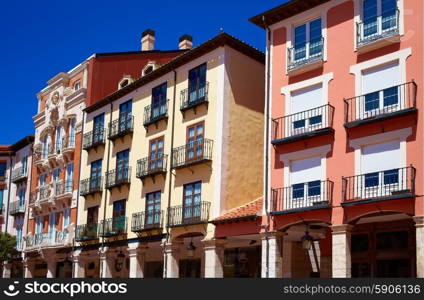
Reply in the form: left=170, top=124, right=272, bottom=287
left=85, top=32, right=265, bottom=113
left=212, top=197, right=263, bottom=224
left=93, top=49, right=187, bottom=58
left=249, top=0, right=331, bottom=29
left=0, top=135, right=34, bottom=154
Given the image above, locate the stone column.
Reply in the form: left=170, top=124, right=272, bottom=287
left=72, top=251, right=85, bottom=278
left=414, top=216, right=424, bottom=278
left=23, top=260, right=35, bottom=278
left=261, top=231, right=283, bottom=278
left=99, top=248, right=112, bottom=278
left=163, top=241, right=182, bottom=278
left=331, top=224, right=352, bottom=278
left=2, top=262, right=12, bottom=278
left=281, top=234, right=292, bottom=278
left=46, top=259, right=57, bottom=278
left=202, top=239, right=226, bottom=278
left=128, top=243, right=147, bottom=278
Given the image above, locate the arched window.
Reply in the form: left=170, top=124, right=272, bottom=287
left=73, top=81, right=81, bottom=91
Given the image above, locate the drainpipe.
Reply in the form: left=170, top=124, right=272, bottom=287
left=163, top=69, right=178, bottom=278
left=263, top=15, right=272, bottom=278
left=5, top=154, right=13, bottom=234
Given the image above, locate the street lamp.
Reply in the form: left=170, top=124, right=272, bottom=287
left=301, top=231, right=314, bottom=250
left=186, top=240, right=196, bottom=258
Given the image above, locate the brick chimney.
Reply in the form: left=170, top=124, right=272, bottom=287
left=141, top=29, right=155, bottom=51
left=179, top=34, right=193, bottom=50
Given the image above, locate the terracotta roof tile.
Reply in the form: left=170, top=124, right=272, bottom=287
left=213, top=197, right=263, bottom=223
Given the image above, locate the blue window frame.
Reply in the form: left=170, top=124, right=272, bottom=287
left=383, top=86, right=399, bottom=107
left=365, top=91, right=380, bottom=111
left=363, top=0, right=378, bottom=37
left=309, top=115, right=322, bottom=125
left=382, top=0, right=397, bottom=30
left=294, top=24, right=307, bottom=60
left=309, top=19, right=322, bottom=56
left=365, top=172, right=379, bottom=187
left=293, top=119, right=306, bottom=129
left=308, top=180, right=321, bottom=196
left=152, top=83, right=167, bottom=119
left=383, top=169, right=399, bottom=185
left=292, top=183, right=305, bottom=199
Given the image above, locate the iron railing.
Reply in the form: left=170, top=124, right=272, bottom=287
left=131, top=210, right=163, bottom=232
left=342, top=166, right=415, bottom=203
left=287, top=37, right=324, bottom=71
left=171, top=139, right=213, bottom=169
left=9, top=200, right=25, bottom=215
left=25, top=229, right=69, bottom=248
left=271, top=180, right=333, bottom=212
left=108, top=116, right=134, bottom=140
left=11, top=167, right=28, bottom=183
left=62, top=135, right=75, bottom=150
left=83, top=128, right=106, bottom=150
left=80, top=177, right=103, bottom=196
left=99, top=216, right=127, bottom=237
left=38, top=186, right=51, bottom=203
left=75, top=223, right=98, bottom=242
left=272, top=104, right=334, bottom=142
left=136, top=155, right=168, bottom=179
left=357, top=9, right=400, bottom=47
left=344, top=82, right=417, bottom=125
left=54, top=181, right=73, bottom=197
left=105, top=167, right=131, bottom=189
left=167, top=201, right=210, bottom=227
left=180, top=82, right=209, bottom=111
left=143, top=100, right=169, bottom=126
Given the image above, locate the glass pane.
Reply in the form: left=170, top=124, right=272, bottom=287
left=365, top=172, right=379, bottom=187
left=293, top=119, right=306, bottom=129
left=384, top=169, right=399, bottom=185
left=365, top=92, right=380, bottom=111
left=309, top=19, right=322, bottom=40
left=308, top=180, right=321, bottom=196
left=383, top=86, right=399, bottom=107
left=292, top=183, right=305, bottom=199
left=309, top=115, right=322, bottom=125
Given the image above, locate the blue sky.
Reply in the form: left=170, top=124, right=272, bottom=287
left=0, top=0, right=287, bottom=144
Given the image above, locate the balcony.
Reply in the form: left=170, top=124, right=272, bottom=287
left=167, top=201, right=210, bottom=227
left=171, top=139, right=213, bottom=169
left=136, top=155, right=168, bottom=180
left=356, top=10, right=400, bottom=53
left=180, top=82, right=209, bottom=113
left=344, top=82, right=417, bottom=128
left=108, top=116, right=134, bottom=141
left=143, top=100, right=169, bottom=127
left=25, top=229, right=71, bottom=250
left=75, top=223, right=98, bottom=242
left=80, top=177, right=103, bottom=197
left=105, top=167, right=131, bottom=190
left=271, top=104, right=334, bottom=145
left=61, top=136, right=76, bottom=160
left=83, top=129, right=106, bottom=151
left=342, top=166, right=415, bottom=206
left=271, top=180, right=333, bottom=214
left=53, top=181, right=73, bottom=201
left=131, top=210, right=163, bottom=232
left=11, top=167, right=28, bottom=183
left=287, top=38, right=324, bottom=75
left=9, top=200, right=25, bottom=216
left=99, top=216, right=127, bottom=237
left=38, top=185, right=52, bottom=205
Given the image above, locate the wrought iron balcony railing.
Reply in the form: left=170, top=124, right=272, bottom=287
left=54, top=181, right=73, bottom=198
left=83, top=128, right=106, bottom=150
left=143, top=100, right=169, bottom=126
left=136, top=155, right=168, bottom=179
left=271, top=180, right=333, bottom=213
left=272, top=104, right=334, bottom=143
left=75, top=223, right=99, bottom=242
left=11, top=167, right=28, bottom=183
left=105, top=167, right=131, bottom=189
left=131, top=210, right=163, bottom=232
left=167, top=201, right=210, bottom=227
left=99, top=216, right=127, bottom=237
left=180, top=82, right=209, bottom=112
left=171, top=139, right=213, bottom=169
left=287, top=37, right=324, bottom=71
left=9, top=200, right=25, bottom=215
left=25, top=229, right=70, bottom=249
left=80, top=177, right=103, bottom=196
left=108, top=116, right=134, bottom=140
left=344, top=82, right=417, bottom=126
left=357, top=9, right=400, bottom=48
left=342, top=166, right=415, bottom=204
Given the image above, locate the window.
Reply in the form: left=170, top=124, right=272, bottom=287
left=18, top=188, right=25, bottom=207
left=112, top=199, right=126, bottom=230
left=119, top=100, right=132, bottom=132
left=293, top=18, right=323, bottom=62
left=35, top=216, right=43, bottom=234
left=48, top=212, right=57, bottom=242
left=145, top=191, right=161, bottom=225
left=0, top=162, right=6, bottom=178
left=87, top=206, right=99, bottom=225
left=183, top=181, right=202, bottom=221
left=41, top=135, right=50, bottom=159
left=116, top=150, right=130, bottom=180
left=21, top=156, right=28, bottom=175
left=63, top=208, right=71, bottom=227
left=90, top=160, right=102, bottom=188
left=53, top=168, right=61, bottom=182
left=38, top=173, right=47, bottom=187
left=93, top=113, right=105, bottom=143
left=290, top=156, right=322, bottom=204
left=66, top=163, right=74, bottom=192
left=186, top=122, right=204, bottom=162
left=55, top=126, right=63, bottom=153
left=188, top=64, right=207, bottom=103
left=362, top=62, right=401, bottom=116
left=16, top=227, right=23, bottom=250
left=69, top=119, right=76, bottom=147
left=152, top=83, right=167, bottom=119
left=376, top=231, right=408, bottom=250
left=149, top=137, right=164, bottom=172
left=362, top=0, right=398, bottom=39
left=73, top=81, right=81, bottom=91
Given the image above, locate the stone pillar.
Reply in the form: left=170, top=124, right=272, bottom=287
left=331, top=224, right=352, bottom=278
left=23, top=260, right=35, bottom=278
left=414, top=216, right=424, bottom=278
left=46, top=259, right=57, bottom=278
left=261, top=231, right=283, bottom=278
left=99, top=248, right=112, bottom=278
left=72, top=251, right=85, bottom=278
left=163, top=241, right=182, bottom=278
left=128, top=243, right=147, bottom=278
left=2, top=262, right=12, bottom=278
left=202, top=239, right=226, bottom=278
left=282, top=235, right=292, bottom=278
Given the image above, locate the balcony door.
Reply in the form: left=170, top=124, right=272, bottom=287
left=152, top=83, right=167, bottom=119
left=188, top=64, right=207, bottom=103
left=66, top=163, right=74, bottom=193
left=293, top=18, right=322, bottom=62
left=93, top=113, right=105, bottom=143
left=183, top=182, right=202, bottom=223
left=119, top=100, right=132, bottom=132
left=149, top=137, right=164, bottom=172
left=112, top=200, right=126, bottom=233
left=48, top=212, right=57, bottom=243
left=87, top=206, right=99, bottom=235
left=145, top=191, right=161, bottom=227
left=90, top=160, right=102, bottom=189
left=186, top=122, right=204, bottom=163
left=116, top=149, right=129, bottom=182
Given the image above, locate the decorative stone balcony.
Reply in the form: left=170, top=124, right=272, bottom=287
left=11, top=167, right=28, bottom=184
left=25, top=226, right=74, bottom=251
